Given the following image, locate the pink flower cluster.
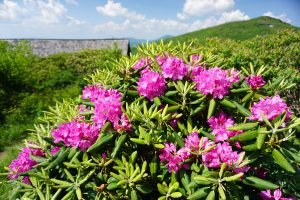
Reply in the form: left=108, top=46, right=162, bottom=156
left=92, top=89, right=123, bottom=127
left=132, top=57, right=151, bottom=70
left=137, top=70, right=166, bottom=101
left=159, top=143, right=190, bottom=172
left=260, top=189, right=296, bottom=200
left=202, top=142, right=240, bottom=168
left=82, top=86, right=132, bottom=131
left=191, top=54, right=202, bottom=64
left=208, top=112, right=243, bottom=142
left=193, top=67, right=240, bottom=99
left=156, top=53, right=168, bottom=65
left=50, top=147, right=61, bottom=155
left=9, top=147, right=44, bottom=184
left=246, top=75, right=265, bottom=89
left=249, top=95, right=292, bottom=122
left=161, top=56, right=188, bottom=80
left=160, top=132, right=213, bottom=172
left=82, top=84, right=103, bottom=102
left=227, top=68, right=240, bottom=84
left=52, top=121, right=100, bottom=151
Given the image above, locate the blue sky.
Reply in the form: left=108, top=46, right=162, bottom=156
left=0, top=0, right=299, bottom=39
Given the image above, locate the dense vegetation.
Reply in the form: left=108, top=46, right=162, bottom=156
left=0, top=16, right=299, bottom=199
left=165, top=16, right=299, bottom=44
left=2, top=38, right=300, bottom=200
left=0, top=42, right=122, bottom=199
left=0, top=42, right=122, bottom=149
left=188, top=29, right=300, bottom=113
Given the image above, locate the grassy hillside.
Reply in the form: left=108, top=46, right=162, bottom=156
left=164, top=16, right=299, bottom=43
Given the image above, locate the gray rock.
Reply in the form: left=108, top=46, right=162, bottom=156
left=4, top=39, right=129, bottom=56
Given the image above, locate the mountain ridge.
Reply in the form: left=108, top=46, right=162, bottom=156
left=163, top=16, right=299, bottom=43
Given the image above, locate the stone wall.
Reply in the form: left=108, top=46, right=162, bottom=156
left=5, top=39, right=129, bottom=56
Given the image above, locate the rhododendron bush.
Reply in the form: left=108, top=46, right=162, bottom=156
left=2, top=42, right=300, bottom=200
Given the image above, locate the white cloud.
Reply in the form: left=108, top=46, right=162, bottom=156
left=263, top=11, right=291, bottom=23
left=0, top=0, right=27, bottom=20
left=96, top=0, right=145, bottom=20
left=178, top=0, right=235, bottom=19
left=36, top=0, right=68, bottom=24
left=218, top=9, right=250, bottom=24
left=95, top=20, right=129, bottom=32
left=189, top=10, right=249, bottom=31
left=0, top=0, right=84, bottom=27
left=67, top=16, right=86, bottom=26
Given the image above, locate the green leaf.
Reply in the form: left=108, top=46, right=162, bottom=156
left=234, top=101, right=251, bottom=117
left=227, top=123, right=258, bottom=131
left=107, top=182, right=118, bottom=190
left=207, top=99, right=216, bottom=119
left=256, top=133, right=266, bottom=149
left=178, top=121, right=188, bottom=135
left=222, top=173, right=243, bottom=182
left=131, top=190, right=138, bottom=200
left=171, top=192, right=182, bottom=198
left=187, top=187, right=210, bottom=200
left=242, top=91, right=253, bottom=103
left=136, top=184, right=152, bottom=194
left=205, top=190, right=215, bottom=200
left=200, top=130, right=215, bottom=140
left=165, top=90, right=178, bottom=97
left=230, top=88, right=249, bottom=93
left=219, top=99, right=236, bottom=109
left=45, top=148, right=70, bottom=170
left=272, top=149, right=295, bottom=173
left=153, top=97, right=162, bottom=106
left=161, top=96, right=178, bottom=105
left=130, top=138, right=147, bottom=145
left=87, top=133, right=114, bottom=152
left=218, top=185, right=226, bottom=200
left=111, top=134, right=127, bottom=158
left=230, top=130, right=258, bottom=141
left=243, top=176, right=279, bottom=189
left=242, top=143, right=258, bottom=151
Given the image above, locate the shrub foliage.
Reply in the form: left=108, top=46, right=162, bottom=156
left=2, top=41, right=299, bottom=200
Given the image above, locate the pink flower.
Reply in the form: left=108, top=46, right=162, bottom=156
left=160, top=143, right=190, bottom=173
left=194, top=67, right=236, bottom=99
left=82, top=84, right=104, bottom=102
left=50, top=147, right=61, bottom=155
left=227, top=68, right=240, bottom=84
left=191, top=54, right=202, bottom=64
left=249, top=96, right=292, bottom=122
left=184, top=132, right=214, bottom=154
left=113, top=113, right=132, bottom=133
left=8, top=147, right=44, bottom=184
left=82, top=86, right=131, bottom=131
left=132, top=57, right=151, bottom=70
left=93, top=88, right=123, bottom=127
left=246, top=75, right=265, bottom=89
left=52, top=121, right=100, bottom=151
left=156, top=53, right=168, bottom=65
left=260, top=189, right=296, bottom=200
left=190, top=66, right=203, bottom=80
left=161, top=56, right=188, bottom=80
left=184, top=132, right=200, bottom=151
left=202, top=142, right=240, bottom=168
left=137, top=70, right=166, bottom=101
left=208, top=113, right=243, bottom=142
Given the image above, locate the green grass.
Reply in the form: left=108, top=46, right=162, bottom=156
left=0, top=143, right=23, bottom=200
left=164, top=16, right=299, bottom=44
left=0, top=124, right=31, bottom=151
